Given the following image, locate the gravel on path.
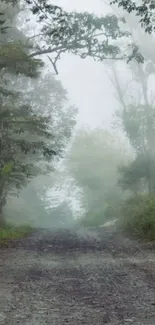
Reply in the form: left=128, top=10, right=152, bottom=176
left=0, top=227, right=155, bottom=325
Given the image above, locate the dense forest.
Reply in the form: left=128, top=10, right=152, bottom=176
left=0, top=0, right=155, bottom=239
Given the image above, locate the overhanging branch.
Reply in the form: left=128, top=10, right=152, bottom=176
left=47, top=55, right=58, bottom=74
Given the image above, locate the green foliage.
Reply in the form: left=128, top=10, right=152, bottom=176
left=0, top=225, right=33, bottom=246
left=0, top=5, right=77, bottom=220
left=3, top=178, right=52, bottom=228
left=111, top=54, right=155, bottom=194
left=1, top=0, right=144, bottom=69
left=1, top=163, right=13, bottom=175
left=80, top=193, right=122, bottom=227
left=0, top=71, right=77, bottom=216
left=0, top=89, right=54, bottom=197
left=0, top=42, right=43, bottom=77
left=118, top=91, right=155, bottom=193
left=23, top=0, right=135, bottom=70
left=119, top=103, right=155, bottom=154
left=22, top=73, right=77, bottom=153
left=119, top=154, right=155, bottom=193
left=120, top=194, right=155, bottom=240
left=67, top=127, right=130, bottom=224
left=80, top=207, right=118, bottom=227
left=0, top=0, right=145, bottom=69
left=0, top=13, right=51, bottom=209
left=0, top=77, right=76, bottom=210
left=111, top=0, right=155, bottom=33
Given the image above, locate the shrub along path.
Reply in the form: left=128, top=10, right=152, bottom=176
left=0, top=227, right=155, bottom=324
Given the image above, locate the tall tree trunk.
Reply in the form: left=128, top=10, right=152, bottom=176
left=129, top=26, right=154, bottom=193
left=0, top=180, right=6, bottom=227
left=0, top=204, right=5, bottom=227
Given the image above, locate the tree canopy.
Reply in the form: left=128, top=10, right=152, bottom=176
left=27, top=1, right=129, bottom=63
left=0, top=0, right=77, bottom=224
left=106, top=20, right=155, bottom=195
left=111, top=0, right=155, bottom=33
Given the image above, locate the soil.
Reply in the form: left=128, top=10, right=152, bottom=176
left=0, top=226, right=155, bottom=324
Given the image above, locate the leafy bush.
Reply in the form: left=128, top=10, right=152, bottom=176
left=79, top=200, right=121, bottom=227
left=80, top=208, right=115, bottom=227
left=120, top=194, right=155, bottom=239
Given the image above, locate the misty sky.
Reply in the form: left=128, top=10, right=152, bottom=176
left=45, top=0, right=119, bottom=210
left=51, top=0, right=118, bottom=129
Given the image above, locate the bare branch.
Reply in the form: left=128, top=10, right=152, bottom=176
left=29, top=43, right=79, bottom=58
left=47, top=56, right=58, bottom=75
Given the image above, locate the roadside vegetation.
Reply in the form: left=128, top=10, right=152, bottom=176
left=119, top=194, right=155, bottom=240
left=66, top=4, right=155, bottom=240
left=0, top=225, right=33, bottom=246
left=1, top=0, right=155, bottom=242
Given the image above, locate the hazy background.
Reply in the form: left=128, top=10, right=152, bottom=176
left=52, top=0, right=117, bottom=129
left=3, top=0, right=155, bottom=234
left=3, top=0, right=129, bottom=227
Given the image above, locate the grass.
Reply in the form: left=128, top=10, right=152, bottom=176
left=120, top=194, right=155, bottom=240
left=0, top=224, right=33, bottom=246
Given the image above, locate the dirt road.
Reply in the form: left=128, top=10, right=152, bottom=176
left=0, top=227, right=155, bottom=325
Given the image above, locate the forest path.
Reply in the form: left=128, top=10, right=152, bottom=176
left=0, top=227, right=155, bottom=324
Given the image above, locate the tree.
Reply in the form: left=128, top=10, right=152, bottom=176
left=111, top=0, right=155, bottom=34
left=16, top=72, right=77, bottom=153
left=118, top=101, right=155, bottom=193
left=3, top=173, right=60, bottom=228
left=107, top=33, right=155, bottom=193
left=0, top=79, right=55, bottom=218
left=0, top=45, right=45, bottom=222
left=13, top=0, right=141, bottom=74
left=0, top=1, right=77, bottom=224
left=3, top=176, right=51, bottom=227
left=0, top=71, right=77, bottom=222
left=66, top=127, right=130, bottom=223
left=0, top=0, right=146, bottom=72
left=27, top=1, right=129, bottom=64
left=0, top=0, right=144, bottom=75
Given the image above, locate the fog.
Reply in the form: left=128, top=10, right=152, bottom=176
left=56, top=0, right=115, bottom=129
left=1, top=0, right=155, bottom=232
left=2, top=3, right=155, bottom=323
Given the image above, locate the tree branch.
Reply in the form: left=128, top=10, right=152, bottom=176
left=47, top=55, right=58, bottom=75
left=29, top=46, right=66, bottom=58
left=29, top=42, right=127, bottom=63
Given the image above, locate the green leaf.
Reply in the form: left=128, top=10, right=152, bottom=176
left=1, top=163, right=13, bottom=175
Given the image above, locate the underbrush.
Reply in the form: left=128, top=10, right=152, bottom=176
left=80, top=206, right=118, bottom=227
left=0, top=225, right=33, bottom=246
left=120, top=194, right=155, bottom=240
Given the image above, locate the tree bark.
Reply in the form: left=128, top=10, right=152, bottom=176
left=0, top=206, right=5, bottom=227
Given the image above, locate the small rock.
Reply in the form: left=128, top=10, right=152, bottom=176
left=0, top=312, right=6, bottom=321
left=124, top=319, right=134, bottom=323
